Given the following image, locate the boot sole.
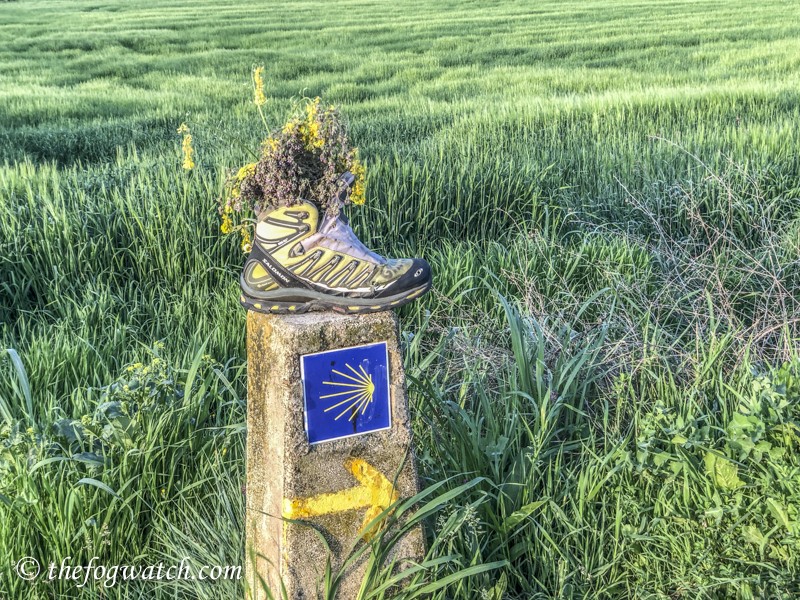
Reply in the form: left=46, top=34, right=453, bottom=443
left=239, top=280, right=432, bottom=315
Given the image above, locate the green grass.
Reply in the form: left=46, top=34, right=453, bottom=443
left=2, top=0, right=800, bottom=597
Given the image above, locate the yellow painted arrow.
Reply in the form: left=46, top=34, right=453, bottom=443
left=282, top=458, right=399, bottom=536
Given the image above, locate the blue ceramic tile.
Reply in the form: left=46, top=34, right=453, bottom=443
left=301, top=342, right=391, bottom=444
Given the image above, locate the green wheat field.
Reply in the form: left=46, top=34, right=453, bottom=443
left=2, top=0, right=800, bottom=597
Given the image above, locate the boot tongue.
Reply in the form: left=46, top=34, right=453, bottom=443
left=316, top=207, right=385, bottom=264
left=310, top=171, right=384, bottom=263
left=319, top=209, right=341, bottom=234
left=320, top=175, right=349, bottom=233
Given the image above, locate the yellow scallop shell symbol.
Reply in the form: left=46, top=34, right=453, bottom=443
left=321, top=363, right=376, bottom=421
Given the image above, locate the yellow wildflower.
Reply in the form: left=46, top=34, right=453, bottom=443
left=350, top=154, right=367, bottom=205
left=182, top=136, right=195, bottom=170
left=305, top=97, right=320, bottom=120
left=240, top=227, right=252, bottom=253
left=301, top=98, right=324, bottom=150
left=177, top=123, right=195, bottom=170
left=220, top=213, right=232, bottom=235
left=351, top=179, right=366, bottom=205
left=304, top=121, right=323, bottom=149
left=253, top=66, right=267, bottom=107
left=282, top=118, right=299, bottom=135
left=236, top=163, right=256, bottom=181
left=229, top=162, right=256, bottom=199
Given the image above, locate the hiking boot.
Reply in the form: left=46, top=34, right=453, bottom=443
left=239, top=177, right=432, bottom=314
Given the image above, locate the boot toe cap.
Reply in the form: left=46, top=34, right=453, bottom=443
left=410, top=258, right=432, bottom=285
left=395, top=257, right=432, bottom=292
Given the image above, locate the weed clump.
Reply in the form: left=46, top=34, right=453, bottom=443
left=218, top=72, right=367, bottom=251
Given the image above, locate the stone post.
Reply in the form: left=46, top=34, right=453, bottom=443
left=245, top=310, right=423, bottom=599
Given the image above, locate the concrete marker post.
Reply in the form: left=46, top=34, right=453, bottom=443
left=245, top=310, right=424, bottom=599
